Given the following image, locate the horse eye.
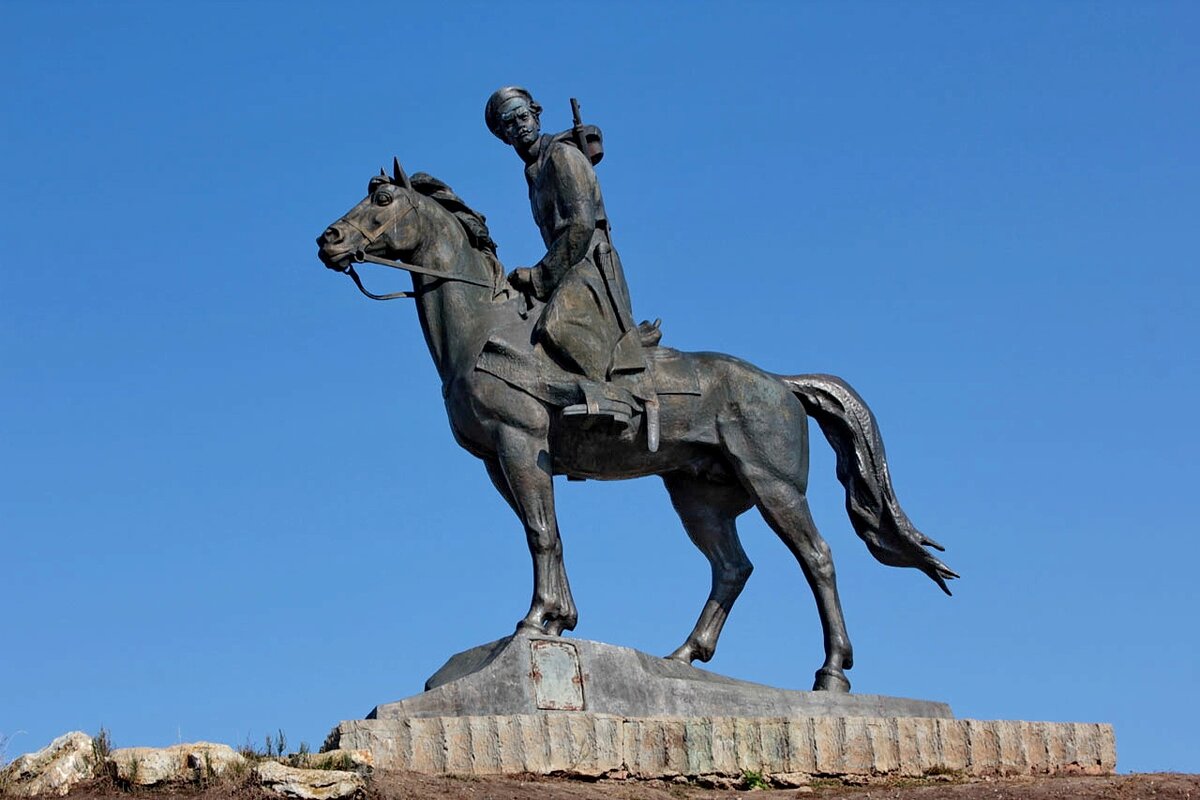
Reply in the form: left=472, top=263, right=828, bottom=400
left=376, top=192, right=393, bottom=206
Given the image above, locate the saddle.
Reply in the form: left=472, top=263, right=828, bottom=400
left=474, top=313, right=697, bottom=453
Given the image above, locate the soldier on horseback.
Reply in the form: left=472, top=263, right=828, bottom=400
left=485, top=86, right=659, bottom=432
left=317, top=91, right=957, bottom=684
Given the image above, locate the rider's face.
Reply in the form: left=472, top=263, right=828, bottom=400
left=501, top=104, right=540, bottom=149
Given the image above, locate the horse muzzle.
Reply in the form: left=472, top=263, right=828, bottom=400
left=317, top=225, right=357, bottom=272
left=317, top=247, right=353, bottom=273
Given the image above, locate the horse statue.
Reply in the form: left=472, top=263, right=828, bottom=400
left=315, top=160, right=957, bottom=692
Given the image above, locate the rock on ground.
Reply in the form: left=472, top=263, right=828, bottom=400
left=108, top=742, right=245, bottom=785
left=0, top=731, right=95, bottom=797
left=254, top=760, right=364, bottom=799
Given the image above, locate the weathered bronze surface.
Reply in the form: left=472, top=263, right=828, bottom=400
left=315, top=90, right=956, bottom=692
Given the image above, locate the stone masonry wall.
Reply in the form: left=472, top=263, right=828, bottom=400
left=329, top=715, right=1116, bottom=779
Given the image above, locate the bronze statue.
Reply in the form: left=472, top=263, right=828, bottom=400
left=315, top=92, right=956, bottom=692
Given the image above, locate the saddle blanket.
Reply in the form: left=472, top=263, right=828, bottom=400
left=474, top=336, right=702, bottom=408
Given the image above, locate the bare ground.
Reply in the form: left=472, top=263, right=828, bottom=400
left=52, top=772, right=1200, bottom=800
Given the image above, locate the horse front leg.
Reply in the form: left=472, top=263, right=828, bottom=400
left=487, top=430, right=577, bottom=636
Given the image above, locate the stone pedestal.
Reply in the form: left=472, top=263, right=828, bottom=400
left=327, top=634, right=1116, bottom=780
left=369, top=633, right=951, bottom=721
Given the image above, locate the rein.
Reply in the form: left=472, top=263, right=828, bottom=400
left=345, top=253, right=494, bottom=301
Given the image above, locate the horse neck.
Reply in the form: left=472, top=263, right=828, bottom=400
left=409, top=201, right=497, bottom=384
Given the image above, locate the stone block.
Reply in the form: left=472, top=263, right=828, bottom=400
left=253, top=760, right=363, bottom=799
left=108, top=742, right=244, bottom=786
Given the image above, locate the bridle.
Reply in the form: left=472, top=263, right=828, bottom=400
left=334, top=189, right=495, bottom=301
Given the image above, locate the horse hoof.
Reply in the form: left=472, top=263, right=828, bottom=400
left=664, top=644, right=695, bottom=664
left=813, top=667, right=851, bottom=693
left=514, top=620, right=544, bottom=636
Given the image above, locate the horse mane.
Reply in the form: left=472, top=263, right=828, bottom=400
left=410, top=172, right=498, bottom=257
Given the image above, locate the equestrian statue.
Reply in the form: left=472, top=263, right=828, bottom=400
left=315, top=87, right=957, bottom=692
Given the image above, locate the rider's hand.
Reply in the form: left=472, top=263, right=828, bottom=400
left=508, top=267, right=535, bottom=294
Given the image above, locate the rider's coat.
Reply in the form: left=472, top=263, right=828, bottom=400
left=524, top=134, right=636, bottom=381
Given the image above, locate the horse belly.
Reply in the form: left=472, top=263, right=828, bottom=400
left=550, top=393, right=726, bottom=481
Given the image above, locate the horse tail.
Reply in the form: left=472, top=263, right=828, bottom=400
left=782, top=374, right=959, bottom=595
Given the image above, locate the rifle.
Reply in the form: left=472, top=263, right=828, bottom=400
left=566, top=97, right=604, bottom=165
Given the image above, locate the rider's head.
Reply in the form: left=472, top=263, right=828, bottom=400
left=486, top=86, right=542, bottom=150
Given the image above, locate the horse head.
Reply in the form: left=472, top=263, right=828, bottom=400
left=317, top=157, right=420, bottom=272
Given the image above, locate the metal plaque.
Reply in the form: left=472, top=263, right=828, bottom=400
left=529, top=640, right=585, bottom=711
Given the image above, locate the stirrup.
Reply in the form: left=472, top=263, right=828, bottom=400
left=562, top=400, right=632, bottom=430
left=563, top=382, right=632, bottom=430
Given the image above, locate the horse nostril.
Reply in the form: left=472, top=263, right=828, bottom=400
left=323, top=226, right=343, bottom=244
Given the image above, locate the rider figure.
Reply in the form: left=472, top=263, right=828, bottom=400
left=486, top=86, right=656, bottom=429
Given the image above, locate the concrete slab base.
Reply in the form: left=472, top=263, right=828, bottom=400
left=368, top=633, right=952, bottom=720
left=326, top=714, right=1116, bottom=779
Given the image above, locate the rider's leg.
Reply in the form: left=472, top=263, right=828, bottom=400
left=535, top=270, right=635, bottom=428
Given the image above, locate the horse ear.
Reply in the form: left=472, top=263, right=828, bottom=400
left=393, top=157, right=412, bottom=190
left=379, top=167, right=387, bottom=177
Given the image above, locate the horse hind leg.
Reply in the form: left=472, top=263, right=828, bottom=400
left=718, top=388, right=854, bottom=692
left=759, top=491, right=855, bottom=691
left=662, top=471, right=754, bottom=664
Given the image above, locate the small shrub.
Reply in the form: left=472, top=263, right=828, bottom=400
left=808, top=777, right=842, bottom=789
left=260, top=730, right=288, bottom=760
left=87, top=727, right=119, bottom=786
left=91, top=727, right=113, bottom=766
left=226, top=754, right=251, bottom=781
left=741, top=769, right=770, bottom=790
left=315, top=753, right=355, bottom=771
left=287, top=741, right=315, bottom=769
left=924, top=764, right=963, bottom=777
left=238, top=734, right=267, bottom=763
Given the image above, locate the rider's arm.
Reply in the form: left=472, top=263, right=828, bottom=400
left=529, top=144, right=599, bottom=300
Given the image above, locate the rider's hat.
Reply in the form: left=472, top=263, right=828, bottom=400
left=485, top=86, right=541, bottom=142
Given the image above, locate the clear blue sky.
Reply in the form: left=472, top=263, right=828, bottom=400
left=3, top=1, right=1197, bottom=775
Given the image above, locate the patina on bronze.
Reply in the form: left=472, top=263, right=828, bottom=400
left=314, top=92, right=956, bottom=693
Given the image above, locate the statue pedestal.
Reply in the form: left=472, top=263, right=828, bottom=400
left=370, top=633, right=951, bottom=720
left=326, top=634, right=1115, bottom=780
